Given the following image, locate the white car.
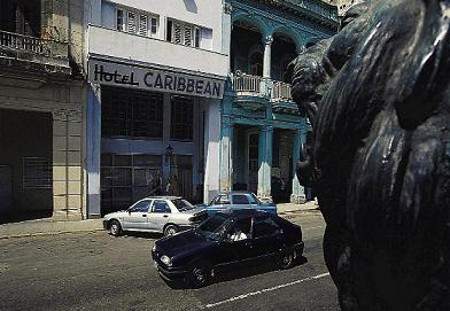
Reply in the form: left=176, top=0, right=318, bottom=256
left=102, top=196, right=206, bottom=237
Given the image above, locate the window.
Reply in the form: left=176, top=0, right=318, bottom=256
left=232, top=195, right=250, bottom=205
left=170, top=95, right=194, bottom=140
left=194, top=27, right=201, bottom=48
left=116, top=9, right=125, bottom=31
left=253, top=217, right=281, bottom=239
left=130, top=200, right=151, bottom=212
left=167, top=19, right=208, bottom=48
left=153, top=201, right=171, bottom=213
left=101, top=154, right=163, bottom=213
left=116, top=6, right=158, bottom=38
left=23, top=157, right=52, bottom=189
left=102, top=87, right=164, bottom=139
left=216, top=195, right=230, bottom=205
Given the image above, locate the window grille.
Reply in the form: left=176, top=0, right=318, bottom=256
left=101, top=154, right=163, bottom=212
left=23, top=157, right=52, bottom=189
left=170, top=95, right=194, bottom=140
left=102, top=87, right=163, bottom=139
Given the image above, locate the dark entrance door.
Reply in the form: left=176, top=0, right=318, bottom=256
left=0, top=108, right=53, bottom=223
left=0, top=165, right=12, bottom=215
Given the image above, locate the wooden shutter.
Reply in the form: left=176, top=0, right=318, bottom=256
left=127, top=11, right=137, bottom=33
left=184, top=24, right=192, bottom=46
left=173, top=22, right=182, bottom=44
left=139, top=15, right=148, bottom=36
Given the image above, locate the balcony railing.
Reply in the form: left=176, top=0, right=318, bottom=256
left=233, top=72, right=262, bottom=93
left=273, top=81, right=293, bottom=101
left=0, top=30, right=46, bottom=55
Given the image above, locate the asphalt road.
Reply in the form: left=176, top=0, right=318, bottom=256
left=0, top=211, right=339, bottom=311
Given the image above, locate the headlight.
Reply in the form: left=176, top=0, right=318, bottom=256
left=152, top=244, right=156, bottom=252
left=160, top=255, right=172, bottom=266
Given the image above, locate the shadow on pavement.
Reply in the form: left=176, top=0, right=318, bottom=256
left=163, top=256, right=308, bottom=290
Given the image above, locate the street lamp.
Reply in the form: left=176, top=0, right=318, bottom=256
left=165, top=144, right=173, bottom=165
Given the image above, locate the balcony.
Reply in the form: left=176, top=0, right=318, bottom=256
left=0, top=30, right=46, bottom=54
left=0, top=30, right=70, bottom=75
left=87, top=25, right=228, bottom=78
left=232, top=72, right=299, bottom=114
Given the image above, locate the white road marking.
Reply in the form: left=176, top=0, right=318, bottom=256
left=204, top=272, right=331, bottom=309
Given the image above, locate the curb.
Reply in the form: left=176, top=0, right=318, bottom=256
left=0, top=228, right=104, bottom=240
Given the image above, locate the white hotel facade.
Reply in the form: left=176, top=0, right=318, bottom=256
left=85, top=0, right=229, bottom=217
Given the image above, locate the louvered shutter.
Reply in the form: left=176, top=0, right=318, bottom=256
left=139, top=15, right=148, bottom=36
left=173, top=22, right=182, bottom=44
left=128, top=11, right=137, bottom=33
left=184, top=25, right=192, bottom=46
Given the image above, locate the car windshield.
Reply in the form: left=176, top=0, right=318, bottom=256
left=195, top=216, right=232, bottom=241
left=171, top=199, right=195, bottom=211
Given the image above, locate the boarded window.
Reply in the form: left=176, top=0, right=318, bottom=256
left=23, top=157, right=52, bottom=189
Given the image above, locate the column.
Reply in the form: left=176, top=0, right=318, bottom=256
left=291, top=128, right=306, bottom=203
left=263, top=35, right=273, bottom=78
left=219, top=94, right=234, bottom=192
left=52, top=108, right=84, bottom=220
left=86, top=84, right=101, bottom=218
left=222, top=2, right=233, bottom=70
left=162, top=93, right=172, bottom=183
left=257, top=125, right=273, bottom=202
left=204, top=100, right=221, bottom=202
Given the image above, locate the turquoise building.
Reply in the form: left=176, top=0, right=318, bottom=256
left=218, top=0, right=339, bottom=203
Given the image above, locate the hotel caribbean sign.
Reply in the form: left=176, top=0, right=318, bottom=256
left=89, top=60, right=225, bottom=99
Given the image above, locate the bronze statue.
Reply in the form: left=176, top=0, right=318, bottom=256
left=290, top=0, right=450, bottom=310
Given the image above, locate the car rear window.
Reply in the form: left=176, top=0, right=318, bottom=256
left=171, top=199, right=194, bottom=211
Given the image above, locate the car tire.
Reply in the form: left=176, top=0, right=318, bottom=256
left=279, top=250, right=295, bottom=269
left=187, top=260, right=212, bottom=288
left=109, top=220, right=122, bottom=237
left=164, top=224, right=179, bottom=236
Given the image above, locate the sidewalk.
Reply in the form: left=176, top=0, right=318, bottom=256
left=0, top=201, right=317, bottom=239
left=277, top=201, right=319, bottom=214
left=0, top=218, right=103, bottom=240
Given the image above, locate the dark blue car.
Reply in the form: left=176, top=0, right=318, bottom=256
left=197, top=191, right=277, bottom=215
left=152, top=210, right=303, bottom=287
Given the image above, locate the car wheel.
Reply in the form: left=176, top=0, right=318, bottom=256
left=164, top=224, right=179, bottom=236
left=109, top=220, right=122, bottom=237
left=187, top=260, right=212, bottom=288
left=279, top=250, right=295, bottom=269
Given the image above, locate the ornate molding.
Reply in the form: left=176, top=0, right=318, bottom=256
left=52, top=109, right=68, bottom=121
left=264, top=35, right=274, bottom=46
left=224, top=2, right=233, bottom=14
left=68, top=109, right=83, bottom=123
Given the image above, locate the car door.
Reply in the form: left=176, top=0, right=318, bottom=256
left=250, top=216, right=284, bottom=262
left=147, top=200, right=172, bottom=232
left=219, top=218, right=254, bottom=268
left=122, top=200, right=152, bottom=231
